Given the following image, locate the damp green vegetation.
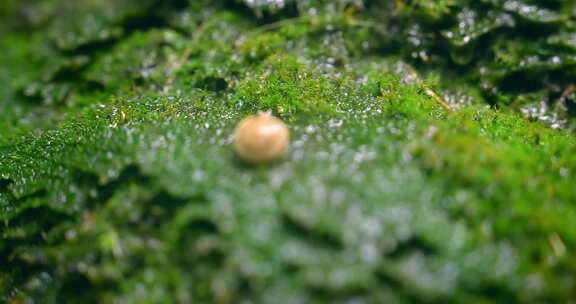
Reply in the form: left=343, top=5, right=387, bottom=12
left=1, top=0, right=576, bottom=302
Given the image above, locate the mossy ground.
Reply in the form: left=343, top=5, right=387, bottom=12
left=1, top=0, right=576, bottom=303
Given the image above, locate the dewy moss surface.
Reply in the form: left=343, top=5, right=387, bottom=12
left=1, top=0, right=576, bottom=302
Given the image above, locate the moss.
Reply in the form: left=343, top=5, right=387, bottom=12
left=1, top=0, right=576, bottom=302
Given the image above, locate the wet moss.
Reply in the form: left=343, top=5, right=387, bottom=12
left=1, top=0, right=576, bottom=302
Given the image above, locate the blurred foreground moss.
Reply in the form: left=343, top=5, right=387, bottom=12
left=1, top=0, right=576, bottom=302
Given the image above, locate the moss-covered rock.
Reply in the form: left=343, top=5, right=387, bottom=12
left=1, top=0, right=575, bottom=302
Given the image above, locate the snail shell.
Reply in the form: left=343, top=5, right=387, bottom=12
left=233, top=111, right=290, bottom=165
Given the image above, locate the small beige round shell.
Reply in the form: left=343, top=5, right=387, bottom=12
left=233, top=111, right=290, bottom=165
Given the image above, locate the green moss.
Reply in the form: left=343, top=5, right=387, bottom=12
left=230, top=55, right=354, bottom=119
left=84, top=29, right=182, bottom=91
left=1, top=0, right=576, bottom=302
